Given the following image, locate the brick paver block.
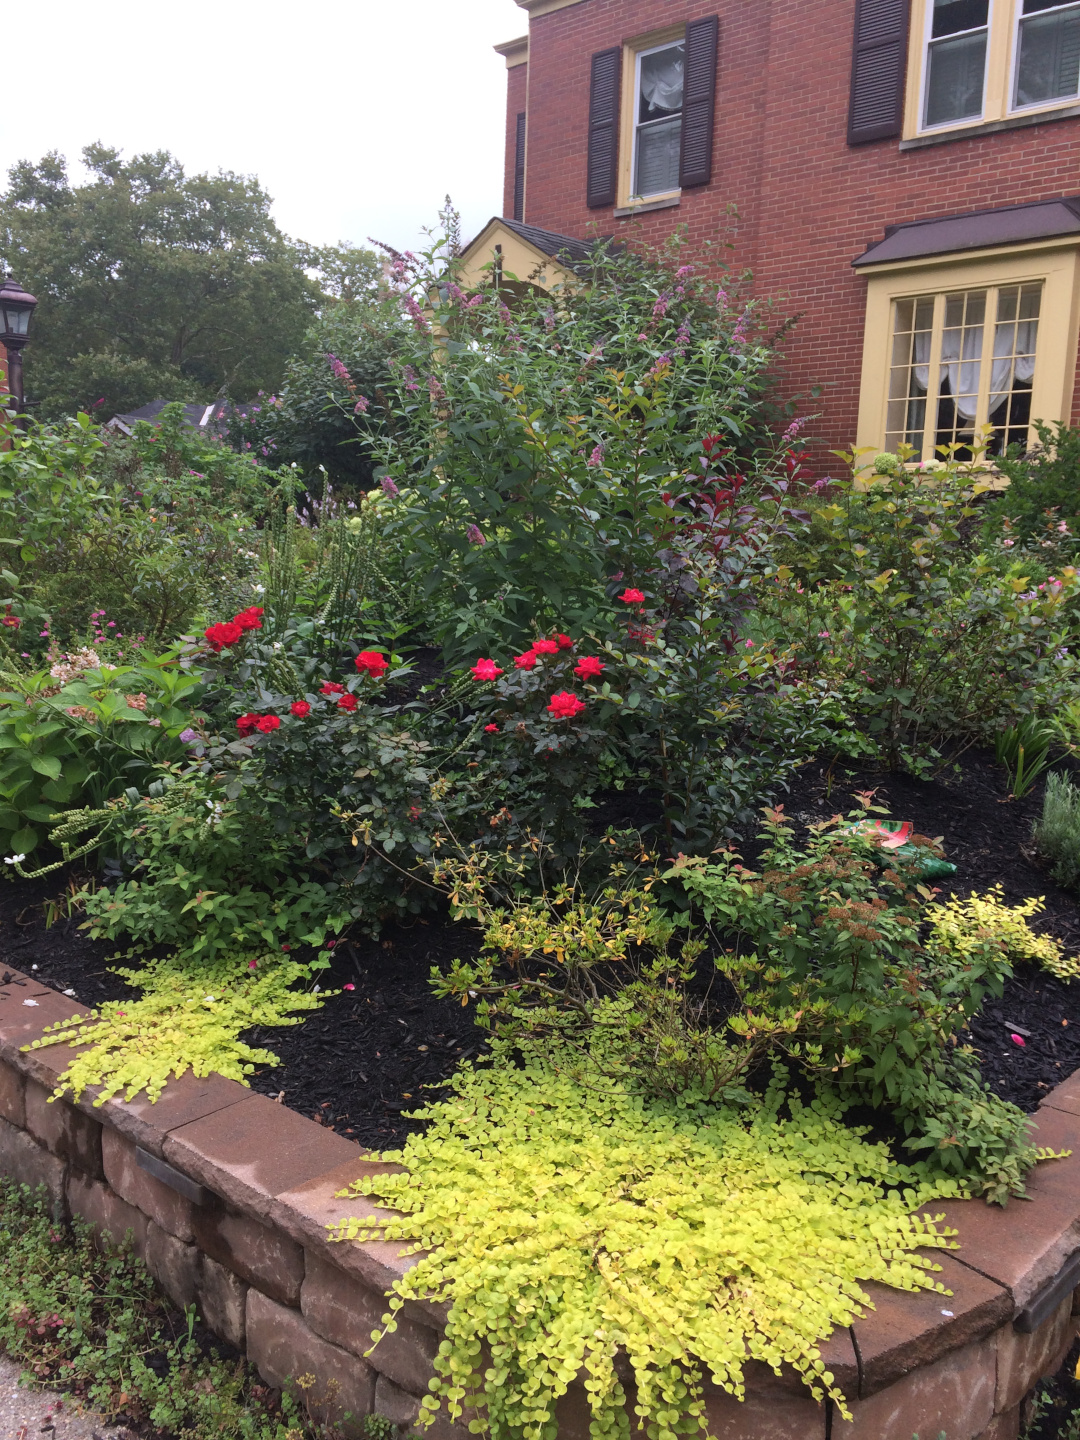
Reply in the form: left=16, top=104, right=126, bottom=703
left=102, top=1128, right=195, bottom=1241
left=932, top=1107, right=1080, bottom=1309
left=834, top=1335, right=996, bottom=1439
left=995, top=1292, right=1078, bottom=1411
left=976, top=1402, right=1021, bottom=1440
left=24, top=1079, right=103, bottom=1179
left=94, top=1072, right=251, bottom=1158
left=194, top=1200, right=304, bottom=1307
left=272, top=1158, right=437, bottom=1319
left=302, top=1250, right=441, bottom=1394
left=851, top=1252, right=1011, bottom=1396
left=0, top=1059, right=24, bottom=1127
left=197, top=1254, right=247, bottom=1351
left=0, top=1115, right=66, bottom=1213
left=1039, top=1070, right=1080, bottom=1120
left=145, top=1221, right=200, bottom=1311
left=66, top=1169, right=148, bottom=1257
left=162, top=1094, right=359, bottom=1224
left=700, top=1382, right=826, bottom=1439
left=246, top=1287, right=375, bottom=1436
left=373, top=1374, right=422, bottom=1427
left=0, top=975, right=87, bottom=1061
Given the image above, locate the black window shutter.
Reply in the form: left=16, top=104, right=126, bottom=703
left=587, top=47, right=620, bottom=209
left=848, top=0, right=910, bottom=144
left=679, top=15, right=719, bottom=188
left=513, top=112, right=526, bottom=221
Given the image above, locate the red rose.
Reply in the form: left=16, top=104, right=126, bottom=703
left=255, top=714, right=281, bottom=734
left=547, top=691, right=586, bottom=719
left=337, top=693, right=358, bottom=711
left=533, top=638, right=559, bottom=655
left=618, top=588, right=646, bottom=605
left=556, top=633, right=573, bottom=649
left=290, top=701, right=311, bottom=718
left=355, top=650, right=389, bottom=678
left=471, top=658, right=504, bottom=681
left=205, top=620, right=244, bottom=651
left=514, top=650, right=538, bottom=670
left=320, top=681, right=345, bottom=696
left=574, top=656, right=604, bottom=679
left=236, top=712, right=260, bottom=734
left=484, top=723, right=499, bottom=733
left=234, top=606, right=264, bottom=631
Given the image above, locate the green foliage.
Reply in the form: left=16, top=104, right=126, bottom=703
left=668, top=799, right=1050, bottom=1202
left=0, top=647, right=201, bottom=860
left=985, top=419, right=1080, bottom=547
left=0, top=1180, right=329, bottom=1439
left=1035, top=771, right=1080, bottom=891
left=365, top=220, right=796, bottom=659
left=0, top=144, right=320, bottom=417
left=995, top=715, right=1054, bottom=798
left=74, top=775, right=350, bottom=961
left=225, top=288, right=405, bottom=490
left=330, top=1038, right=964, bottom=1438
left=926, top=885, right=1080, bottom=982
left=23, top=950, right=327, bottom=1105
left=762, top=444, right=1080, bottom=768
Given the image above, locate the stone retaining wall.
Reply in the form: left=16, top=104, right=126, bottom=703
left=1, top=965, right=1080, bottom=1439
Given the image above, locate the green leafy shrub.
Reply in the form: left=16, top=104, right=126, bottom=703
left=669, top=801, right=1052, bottom=1202
left=74, top=774, right=350, bottom=961
left=365, top=220, right=797, bottom=660
left=0, top=1180, right=323, bottom=1439
left=926, top=884, right=1080, bottom=982
left=1035, top=771, right=1080, bottom=891
left=24, top=950, right=327, bottom=1104
left=331, top=1037, right=963, bottom=1438
left=762, top=448, right=1080, bottom=768
left=984, top=419, right=1080, bottom=547
left=0, top=647, right=202, bottom=861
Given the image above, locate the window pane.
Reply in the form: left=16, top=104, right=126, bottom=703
left=926, top=30, right=988, bottom=122
left=932, top=0, right=989, bottom=35
left=885, top=296, right=934, bottom=452
left=987, top=283, right=1042, bottom=453
left=638, top=44, right=684, bottom=123
left=1016, top=4, right=1080, bottom=104
left=937, top=290, right=986, bottom=454
left=634, top=115, right=683, bottom=196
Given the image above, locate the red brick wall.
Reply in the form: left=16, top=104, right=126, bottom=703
left=505, top=0, right=1080, bottom=466
left=503, top=62, right=529, bottom=220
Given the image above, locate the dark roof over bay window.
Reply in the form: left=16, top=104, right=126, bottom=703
left=853, top=197, right=1080, bottom=267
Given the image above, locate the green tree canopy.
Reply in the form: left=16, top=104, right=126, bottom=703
left=0, top=144, right=322, bottom=419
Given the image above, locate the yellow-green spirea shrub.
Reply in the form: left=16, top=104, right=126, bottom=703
left=23, top=952, right=329, bottom=1104
left=329, top=1038, right=966, bottom=1440
left=927, top=885, right=1080, bottom=982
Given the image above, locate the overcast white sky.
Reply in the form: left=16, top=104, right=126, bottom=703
left=3, top=0, right=525, bottom=253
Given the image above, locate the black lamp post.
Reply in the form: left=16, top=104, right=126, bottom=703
left=0, top=277, right=37, bottom=426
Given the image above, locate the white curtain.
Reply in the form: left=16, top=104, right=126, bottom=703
left=939, top=323, right=983, bottom=420
left=990, top=319, right=1038, bottom=400
left=640, top=52, right=684, bottom=114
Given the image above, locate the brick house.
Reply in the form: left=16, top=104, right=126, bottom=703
left=462, top=0, right=1080, bottom=467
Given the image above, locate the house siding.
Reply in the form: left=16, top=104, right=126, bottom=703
left=507, top=0, right=1080, bottom=464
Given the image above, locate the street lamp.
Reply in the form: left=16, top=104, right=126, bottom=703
left=0, top=277, right=37, bottom=425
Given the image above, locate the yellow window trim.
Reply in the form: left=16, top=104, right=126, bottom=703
left=457, top=219, right=576, bottom=295
left=617, top=24, right=686, bottom=211
left=904, top=0, right=1080, bottom=140
left=855, top=240, right=1080, bottom=457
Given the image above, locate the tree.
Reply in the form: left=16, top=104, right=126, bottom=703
left=0, top=144, right=322, bottom=418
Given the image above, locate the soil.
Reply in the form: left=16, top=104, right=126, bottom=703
left=3, top=745, right=1080, bottom=1150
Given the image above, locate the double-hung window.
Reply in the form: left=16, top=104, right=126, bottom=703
left=632, top=41, right=685, bottom=199
left=909, top=0, right=1080, bottom=134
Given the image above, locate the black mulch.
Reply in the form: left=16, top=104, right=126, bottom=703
left=3, top=745, right=1080, bottom=1149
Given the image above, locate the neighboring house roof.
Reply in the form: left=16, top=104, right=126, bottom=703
left=853, top=197, right=1080, bottom=268
left=457, top=216, right=616, bottom=292
left=106, top=398, right=230, bottom=436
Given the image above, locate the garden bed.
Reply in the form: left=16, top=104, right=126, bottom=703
left=4, top=745, right=1080, bottom=1147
